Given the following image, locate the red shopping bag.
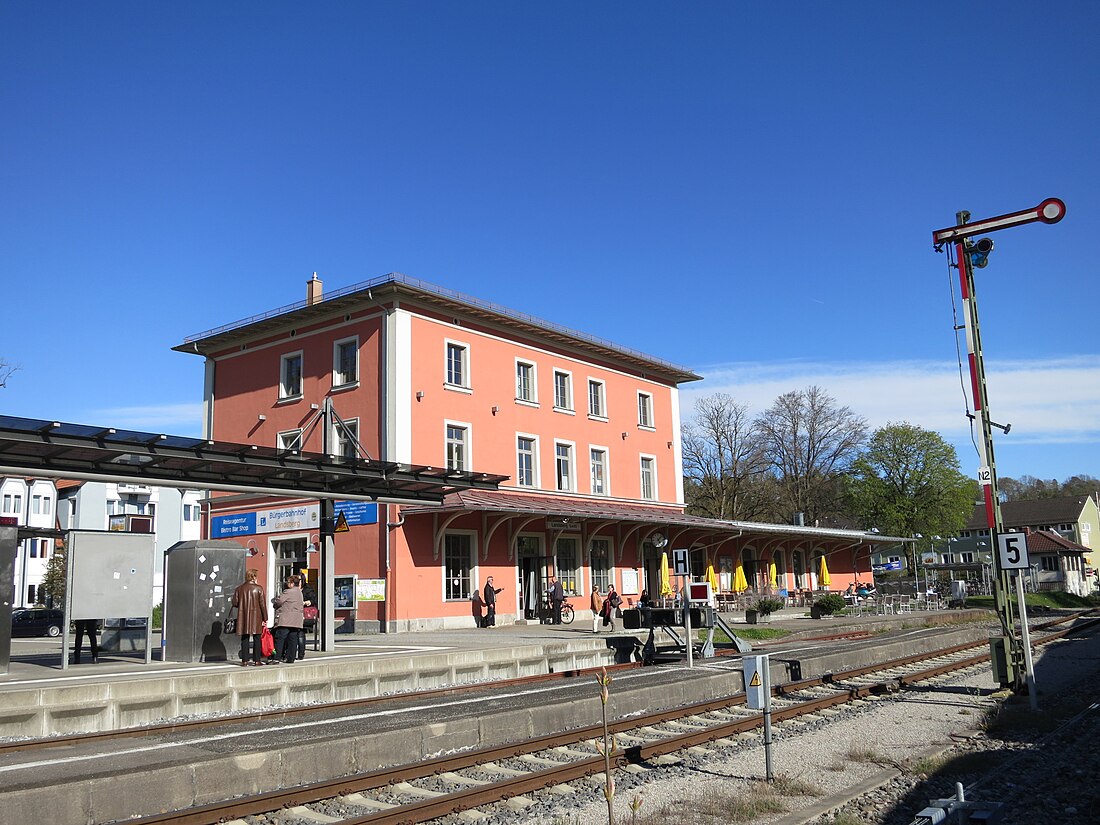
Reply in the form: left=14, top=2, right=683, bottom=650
left=260, top=626, right=275, bottom=658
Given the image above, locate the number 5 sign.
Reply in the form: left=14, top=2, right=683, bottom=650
left=997, top=533, right=1030, bottom=570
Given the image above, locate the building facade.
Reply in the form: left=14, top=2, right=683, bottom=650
left=177, top=274, right=889, bottom=631
left=1, top=475, right=57, bottom=606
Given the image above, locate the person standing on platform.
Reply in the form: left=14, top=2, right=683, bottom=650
left=590, top=586, right=604, bottom=633
left=299, top=579, right=317, bottom=660
left=604, top=584, right=623, bottom=631
left=482, top=575, right=503, bottom=627
left=232, top=568, right=268, bottom=666
left=72, top=619, right=99, bottom=664
left=272, top=574, right=305, bottom=663
left=549, top=575, right=564, bottom=624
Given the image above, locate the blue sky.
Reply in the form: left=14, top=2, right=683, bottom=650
left=3, top=2, right=1097, bottom=485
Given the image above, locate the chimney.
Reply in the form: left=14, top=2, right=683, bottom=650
left=306, top=272, right=323, bottom=306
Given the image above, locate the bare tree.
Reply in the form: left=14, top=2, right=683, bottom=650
left=757, top=385, right=867, bottom=525
left=0, top=358, right=17, bottom=388
left=682, top=393, right=771, bottom=520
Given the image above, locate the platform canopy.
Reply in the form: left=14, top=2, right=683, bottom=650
left=0, top=415, right=507, bottom=504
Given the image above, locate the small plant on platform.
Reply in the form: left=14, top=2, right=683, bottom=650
left=595, top=667, right=617, bottom=824
left=813, top=593, right=847, bottom=617
left=751, top=596, right=785, bottom=617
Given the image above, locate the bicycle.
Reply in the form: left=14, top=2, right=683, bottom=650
left=559, top=601, right=575, bottom=624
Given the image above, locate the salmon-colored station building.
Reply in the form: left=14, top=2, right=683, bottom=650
left=175, top=273, right=889, bottom=632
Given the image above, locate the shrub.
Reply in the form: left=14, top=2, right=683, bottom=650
left=751, top=597, right=785, bottom=616
left=814, top=593, right=846, bottom=615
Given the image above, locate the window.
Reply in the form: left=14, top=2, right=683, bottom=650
left=590, top=448, right=608, bottom=496
left=516, top=360, right=536, bottom=403
left=960, top=552, right=975, bottom=563
left=280, top=351, right=303, bottom=399
left=274, top=537, right=307, bottom=587
left=183, top=504, right=201, bottom=521
left=333, top=418, right=359, bottom=460
left=553, top=370, right=573, bottom=411
left=31, top=495, right=51, bottom=515
left=590, top=538, right=612, bottom=592
left=2, top=493, right=22, bottom=514
left=278, top=429, right=303, bottom=452
left=555, top=442, right=574, bottom=492
left=446, top=424, right=468, bottom=471
left=333, top=337, right=358, bottom=387
left=1041, top=555, right=1059, bottom=572
left=517, top=436, right=537, bottom=487
left=444, top=533, right=474, bottom=600
left=640, top=456, right=656, bottom=500
left=555, top=537, right=579, bottom=595
left=445, top=341, right=469, bottom=388
left=588, top=379, right=606, bottom=418
left=637, top=392, right=654, bottom=428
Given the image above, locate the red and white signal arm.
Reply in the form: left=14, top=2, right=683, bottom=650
left=997, top=532, right=1030, bottom=570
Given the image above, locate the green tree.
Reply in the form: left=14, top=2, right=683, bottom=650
left=846, top=423, right=976, bottom=570
left=41, top=543, right=66, bottom=607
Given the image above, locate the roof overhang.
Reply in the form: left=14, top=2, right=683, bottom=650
left=0, top=415, right=507, bottom=504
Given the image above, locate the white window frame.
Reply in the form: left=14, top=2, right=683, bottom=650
left=443, top=530, right=477, bottom=602
left=444, top=339, right=471, bottom=391
left=333, top=336, right=359, bottom=389
left=640, top=454, right=657, bottom=501
left=277, top=429, right=303, bottom=452
left=445, top=420, right=471, bottom=472
left=554, top=440, right=576, bottom=493
left=553, top=369, right=574, bottom=413
left=280, top=350, right=303, bottom=400
left=515, top=359, right=538, bottom=405
left=516, top=433, right=539, bottom=488
left=637, top=391, right=654, bottom=429
left=589, top=446, right=609, bottom=496
left=332, top=417, right=360, bottom=460
left=587, top=378, right=607, bottom=420
left=555, top=536, right=581, bottom=596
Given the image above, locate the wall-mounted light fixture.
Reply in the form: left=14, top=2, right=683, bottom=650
left=258, top=414, right=266, bottom=421
left=491, top=405, right=500, bottom=415
left=310, top=403, right=320, bottom=410
left=621, top=432, right=628, bottom=439
left=667, top=440, right=673, bottom=448
left=416, top=391, right=425, bottom=401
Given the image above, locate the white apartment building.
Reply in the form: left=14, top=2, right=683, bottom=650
left=1, top=476, right=58, bottom=607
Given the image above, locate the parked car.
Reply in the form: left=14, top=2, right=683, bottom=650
left=11, top=608, right=66, bottom=637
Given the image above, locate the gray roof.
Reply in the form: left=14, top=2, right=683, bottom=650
left=966, top=496, right=1093, bottom=530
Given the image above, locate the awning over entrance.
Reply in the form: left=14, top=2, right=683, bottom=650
left=0, top=415, right=508, bottom=504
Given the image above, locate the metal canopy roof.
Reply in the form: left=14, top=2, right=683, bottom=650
left=0, top=415, right=507, bottom=504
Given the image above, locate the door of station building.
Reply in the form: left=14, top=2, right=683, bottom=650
left=517, top=536, right=545, bottom=620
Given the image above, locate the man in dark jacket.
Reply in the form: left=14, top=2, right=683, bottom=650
left=232, top=568, right=268, bottom=665
left=548, top=575, right=564, bottom=624
left=482, top=576, right=503, bottom=627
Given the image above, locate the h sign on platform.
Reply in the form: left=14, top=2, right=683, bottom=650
left=672, top=548, right=690, bottom=577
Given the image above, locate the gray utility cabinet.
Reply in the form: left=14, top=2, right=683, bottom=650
left=0, top=525, right=16, bottom=673
left=164, top=540, right=246, bottom=662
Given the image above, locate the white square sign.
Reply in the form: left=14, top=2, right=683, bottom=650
left=997, top=532, right=1030, bottom=570
left=672, top=548, right=690, bottom=576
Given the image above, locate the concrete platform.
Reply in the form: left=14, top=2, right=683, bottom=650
left=0, top=607, right=990, bottom=739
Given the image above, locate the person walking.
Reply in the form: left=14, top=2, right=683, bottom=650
left=603, top=584, right=623, bottom=631
left=548, top=575, right=564, bottom=624
left=232, top=568, right=268, bottom=666
left=272, top=574, right=305, bottom=663
left=483, top=575, right=503, bottom=627
left=590, top=586, right=604, bottom=633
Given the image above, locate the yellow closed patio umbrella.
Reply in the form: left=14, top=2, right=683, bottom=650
left=706, top=563, right=719, bottom=592
left=818, top=555, right=831, bottom=588
left=733, top=562, right=748, bottom=592
left=659, top=552, right=673, bottom=597
left=768, top=559, right=778, bottom=588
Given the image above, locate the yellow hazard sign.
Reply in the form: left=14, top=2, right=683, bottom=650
left=334, top=511, right=350, bottom=533
left=749, top=670, right=762, bottom=688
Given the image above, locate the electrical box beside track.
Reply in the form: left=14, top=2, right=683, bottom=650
left=988, top=636, right=1014, bottom=685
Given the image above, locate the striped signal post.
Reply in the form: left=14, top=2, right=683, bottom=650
left=932, top=198, right=1066, bottom=691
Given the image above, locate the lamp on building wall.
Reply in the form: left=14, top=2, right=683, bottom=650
left=257, top=414, right=266, bottom=421
left=416, top=392, right=425, bottom=401
left=491, top=406, right=500, bottom=415
left=621, top=432, right=628, bottom=440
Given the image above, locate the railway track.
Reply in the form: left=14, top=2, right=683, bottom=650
left=120, top=611, right=1099, bottom=825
